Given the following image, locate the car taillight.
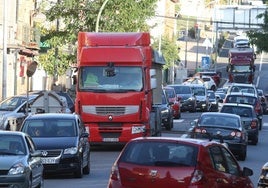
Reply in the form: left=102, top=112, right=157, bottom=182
left=110, top=164, right=120, bottom=181
left=250, top=120, right=258, bottom=129
left=190, top=169, right=204, bottom=184
left=255, top=102, right=262, bottom=114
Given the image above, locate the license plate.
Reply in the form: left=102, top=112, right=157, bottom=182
left=103, top=138, right=119, bottom=142
left=41, top=157, right=56, bottom=164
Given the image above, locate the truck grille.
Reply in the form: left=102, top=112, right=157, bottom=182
left=82, top=105, right=139, bottom=116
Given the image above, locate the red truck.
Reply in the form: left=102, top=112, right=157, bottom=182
left=75, top=32, right=164, bottom=145
left=226, top=47, right=256, bottom=84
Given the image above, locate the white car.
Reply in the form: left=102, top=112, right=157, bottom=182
left=184, top=76, right=216, bottom=91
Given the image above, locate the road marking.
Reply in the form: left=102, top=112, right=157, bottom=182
left=256, top=52, right=263, bottom=87
left=263, top=122, right=268, bottom=127
left=174, top=119, right=184, bottom=123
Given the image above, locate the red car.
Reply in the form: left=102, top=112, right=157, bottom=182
left=163, top=86, right=181, bottom=119
left=108, top=137, right=254, bottom=188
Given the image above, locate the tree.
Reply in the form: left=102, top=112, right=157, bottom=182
left=38, top=0, right=158, bottom=77
left=247, top=10, right=268, bottom=54
left=152, top=36, right=179, bottom=70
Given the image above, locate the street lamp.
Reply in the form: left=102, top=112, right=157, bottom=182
left=95, top=0, right=110, bottom=32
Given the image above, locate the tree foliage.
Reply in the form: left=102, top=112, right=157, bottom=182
left=247, top=10, right=268, bottom=54
left=38, top=0, right=158, bottom=76
left=152, top=36, right=179, bottom=69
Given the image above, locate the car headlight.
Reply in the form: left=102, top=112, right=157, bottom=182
left=64, top=147, right=78, bottom=155
left=162, top=109, right=169, bottom=114
left=8, top=163, right=25, bottom=175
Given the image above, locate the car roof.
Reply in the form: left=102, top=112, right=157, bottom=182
left=163, top=86, right=175, bottom=90
left=230, top=83, right=256, bottom=87
left=226, top=92, right=257, bottom=97
left=167, top=84, right=191, bottom=88
left=0, top=130, right=27, bottom=137
left=201, top=112, right=240, bottom=119
left=25, top=113, right=78, bottom=120
left=221, top=103, right=254, bottom=109
left=130, top=136, right=221, bottom=148
left=188, top=84, right=206, bottom=88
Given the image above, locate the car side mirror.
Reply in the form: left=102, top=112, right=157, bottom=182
left=242, top=167, right=253, bottom=177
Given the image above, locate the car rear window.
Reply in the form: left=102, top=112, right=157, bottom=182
left=200, top=115, right=239, bottom=128
left=226, top=95, right=256, bottom=105
left=221, top=106, right=252, bottom=117
left=119, top=141, right=198, bottom=167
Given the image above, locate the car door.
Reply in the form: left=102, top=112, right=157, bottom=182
left=209, top=146, right=236, bottom=188
left=221, top=146, right=253, bottom=188
left=78, top=118, right=90, bottom=165
left=25, top=136, right=43, bottom=186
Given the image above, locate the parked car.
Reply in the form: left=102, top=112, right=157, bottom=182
left=0, top=131, right=44, bottom=188
left=189, top=112, right=248, bottom=161
left=257, top=89, right=268, bottom=114
left=163, top=86, right=181, bottom=119
left=189, top=84, right=210, bottom=112
left=220, top=103, right=259, bottom=145
left=224, top=91, right=263, bottom=130
left=20, top=113, right=90, bottom=178
left=0, top=94, right=39, bottom=130
left=168, top=84, right=197, bottom=112
left=207, top=90, right=219, bottom=112
left=107, top=137, right=254, bottom=188
left=258, top=162, right=268, bottom=188
left=159, top=90, right=174, bottom=130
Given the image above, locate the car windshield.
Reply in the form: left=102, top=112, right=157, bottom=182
left=79, top=66, right=143, bottom=92
left=192, top=87, right=205, bottom=96
left=0, top=97, right=26, bottom=111
left=208, top=91, right=215, bottom=99
left=165, top=89, right=175, bottom=98
left=0, top=135, right=26, bottom=155
left=173, top=86, right=191, bottom=94
left=23, top=119, right=77, bottom=137
left=120, top=141, right=198, bottom=167
left=200, top=114, right=239, bottom=128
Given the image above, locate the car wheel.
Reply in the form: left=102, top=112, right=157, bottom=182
left=259, top=119, right=262, bottom=130
left=251, top=136, right=258, bottom=145
left=27, top=176, right=32, bottom=188
left=74, top=160, right=83, bottom=178
left=83, top=154, right=90, bottom=175
left=164, top=116, right=173, bottom=130
left=239, top=147, right=247, bottom=161
left=37, top=177, right=44, bottom=188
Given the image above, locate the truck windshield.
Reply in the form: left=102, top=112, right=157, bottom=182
left=231, top=65, right=251, bottom=72
left=79, top=66, right=143, bottom=91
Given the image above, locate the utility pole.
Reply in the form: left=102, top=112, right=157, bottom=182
left=2, top=0, right=7, bottom=100
left=53, top=0, right=60, bottom=89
